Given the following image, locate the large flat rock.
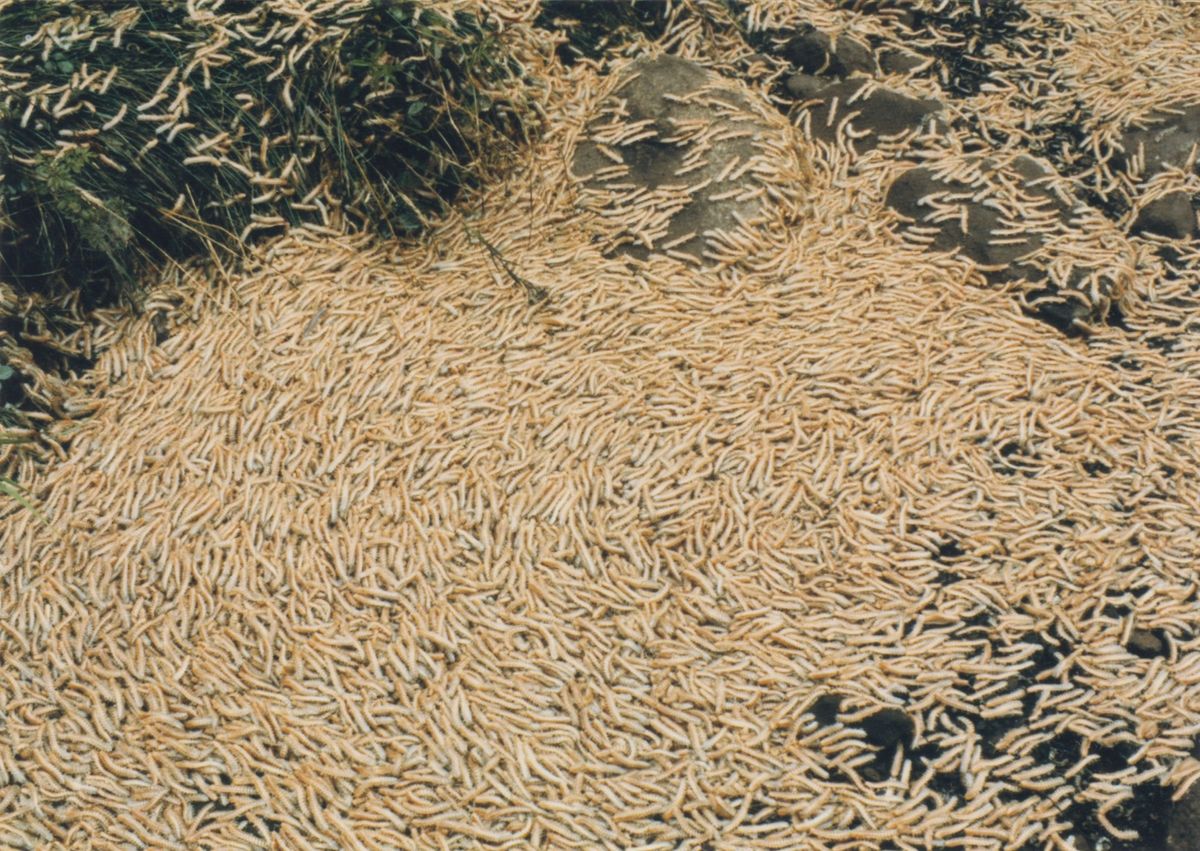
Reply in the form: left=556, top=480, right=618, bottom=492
left=1118, top=104, right=1200, bottom=179
left=571, top=55, right=806, bottom=264
left=886, top=153, right=1129, bottom=331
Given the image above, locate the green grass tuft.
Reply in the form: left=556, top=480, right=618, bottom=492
left=0, top=0, right=533, bottom=301
left=0, top=0, right=536, bottom=437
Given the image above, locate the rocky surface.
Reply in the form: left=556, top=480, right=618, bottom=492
left=886, top=154, right=1070, bottom=277
left=6, top=3, right=1200, bottom=851
left=781, top=25, right=877, bottom=78
left=769, top=19, right=945, bottom=153
left=1117, top=104, right=1200, bottom=179
left=1132, top=191, right=1197, bottom=241
left=754, top=11, right=1194, bottom=345
left=787, top=75, right=946, bottom=150
left=885, top=153, right=1124, bottom=330
left=571, top=54, right=802, bottom=263
left=1168, top=781, right=1200, bottom=851
left=1114, top=105, right=1200, bottom=243
left=684, top=7, right=1198, bottom=846
left=878, top=46, right=928, bottom=75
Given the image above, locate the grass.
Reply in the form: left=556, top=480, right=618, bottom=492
left=0, top=0, right=538, bottom=516
left=0, top=373, right=44, bottom=521
left=0, top=0, right=532, bottom=302
left=0, top=474, right=47, bottom=525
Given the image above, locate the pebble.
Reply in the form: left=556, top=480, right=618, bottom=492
left=1126, top=627, right=1167, bottom=659
left=1132, top=191, right=1197, bottom=240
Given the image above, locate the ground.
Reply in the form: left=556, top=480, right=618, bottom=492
left=1, top=1, right=1199, bottom=849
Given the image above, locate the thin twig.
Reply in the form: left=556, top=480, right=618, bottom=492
left=467, top=226, right=549, bottom=304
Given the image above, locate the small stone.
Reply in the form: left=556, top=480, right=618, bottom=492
left=878, top=47, right=927, bottom=75
left=1168, top=780, right=1200, bottom=851
left=1132, top=191, right=1197, bottom=240
left=1127, top=627, right=1167, bottom=659
left=833, top=33, right=877, bottom=76
left=782, top=26, right=835, bottom=76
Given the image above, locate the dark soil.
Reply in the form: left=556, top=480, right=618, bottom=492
left=535, top=0, right=669, bottom=66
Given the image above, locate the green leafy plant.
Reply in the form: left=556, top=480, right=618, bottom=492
left=1, top=2, right=532, bottom=297
left=0, top=0, right=537, bottom=427
left=0, top=412, right=48, bottom=524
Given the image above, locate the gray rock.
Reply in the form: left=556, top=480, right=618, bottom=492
left=1010, top=153, right=1058, bottom=186
left=794, top=77, right=945, bottom=150
left=1132, top=191, right=1197, bottom=240
left=782, top=26, right=836, bottom=76
left=834, top=33, right=877, bottom=76
left=782, top=25, right=876, bottom=78
left=570, top=139, right=611, bottom=181
left=785, top=72, right=831, bottom=100
left=1118, top=103, right=1200, bottom=178
left=608, top=54, right=716, bottom=138
left=571, top=55, right=785, bottom=263
left=887, top=163, right=1041, bottom=272
left=1114, top=106, right=1199, bottom=238
left=1009, top=155, right=1075, bottom=217
left=879, top=47, right=928, bottom=75
left=886, top=154, right=1112, bottom=330
left=886, top=155, right=1074, bottom=275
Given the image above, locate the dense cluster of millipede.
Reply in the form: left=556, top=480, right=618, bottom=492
left=2, top=1, right=1199, bottom=849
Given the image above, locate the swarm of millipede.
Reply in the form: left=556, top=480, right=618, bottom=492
left=2, top=2, right=1200, bottom=849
